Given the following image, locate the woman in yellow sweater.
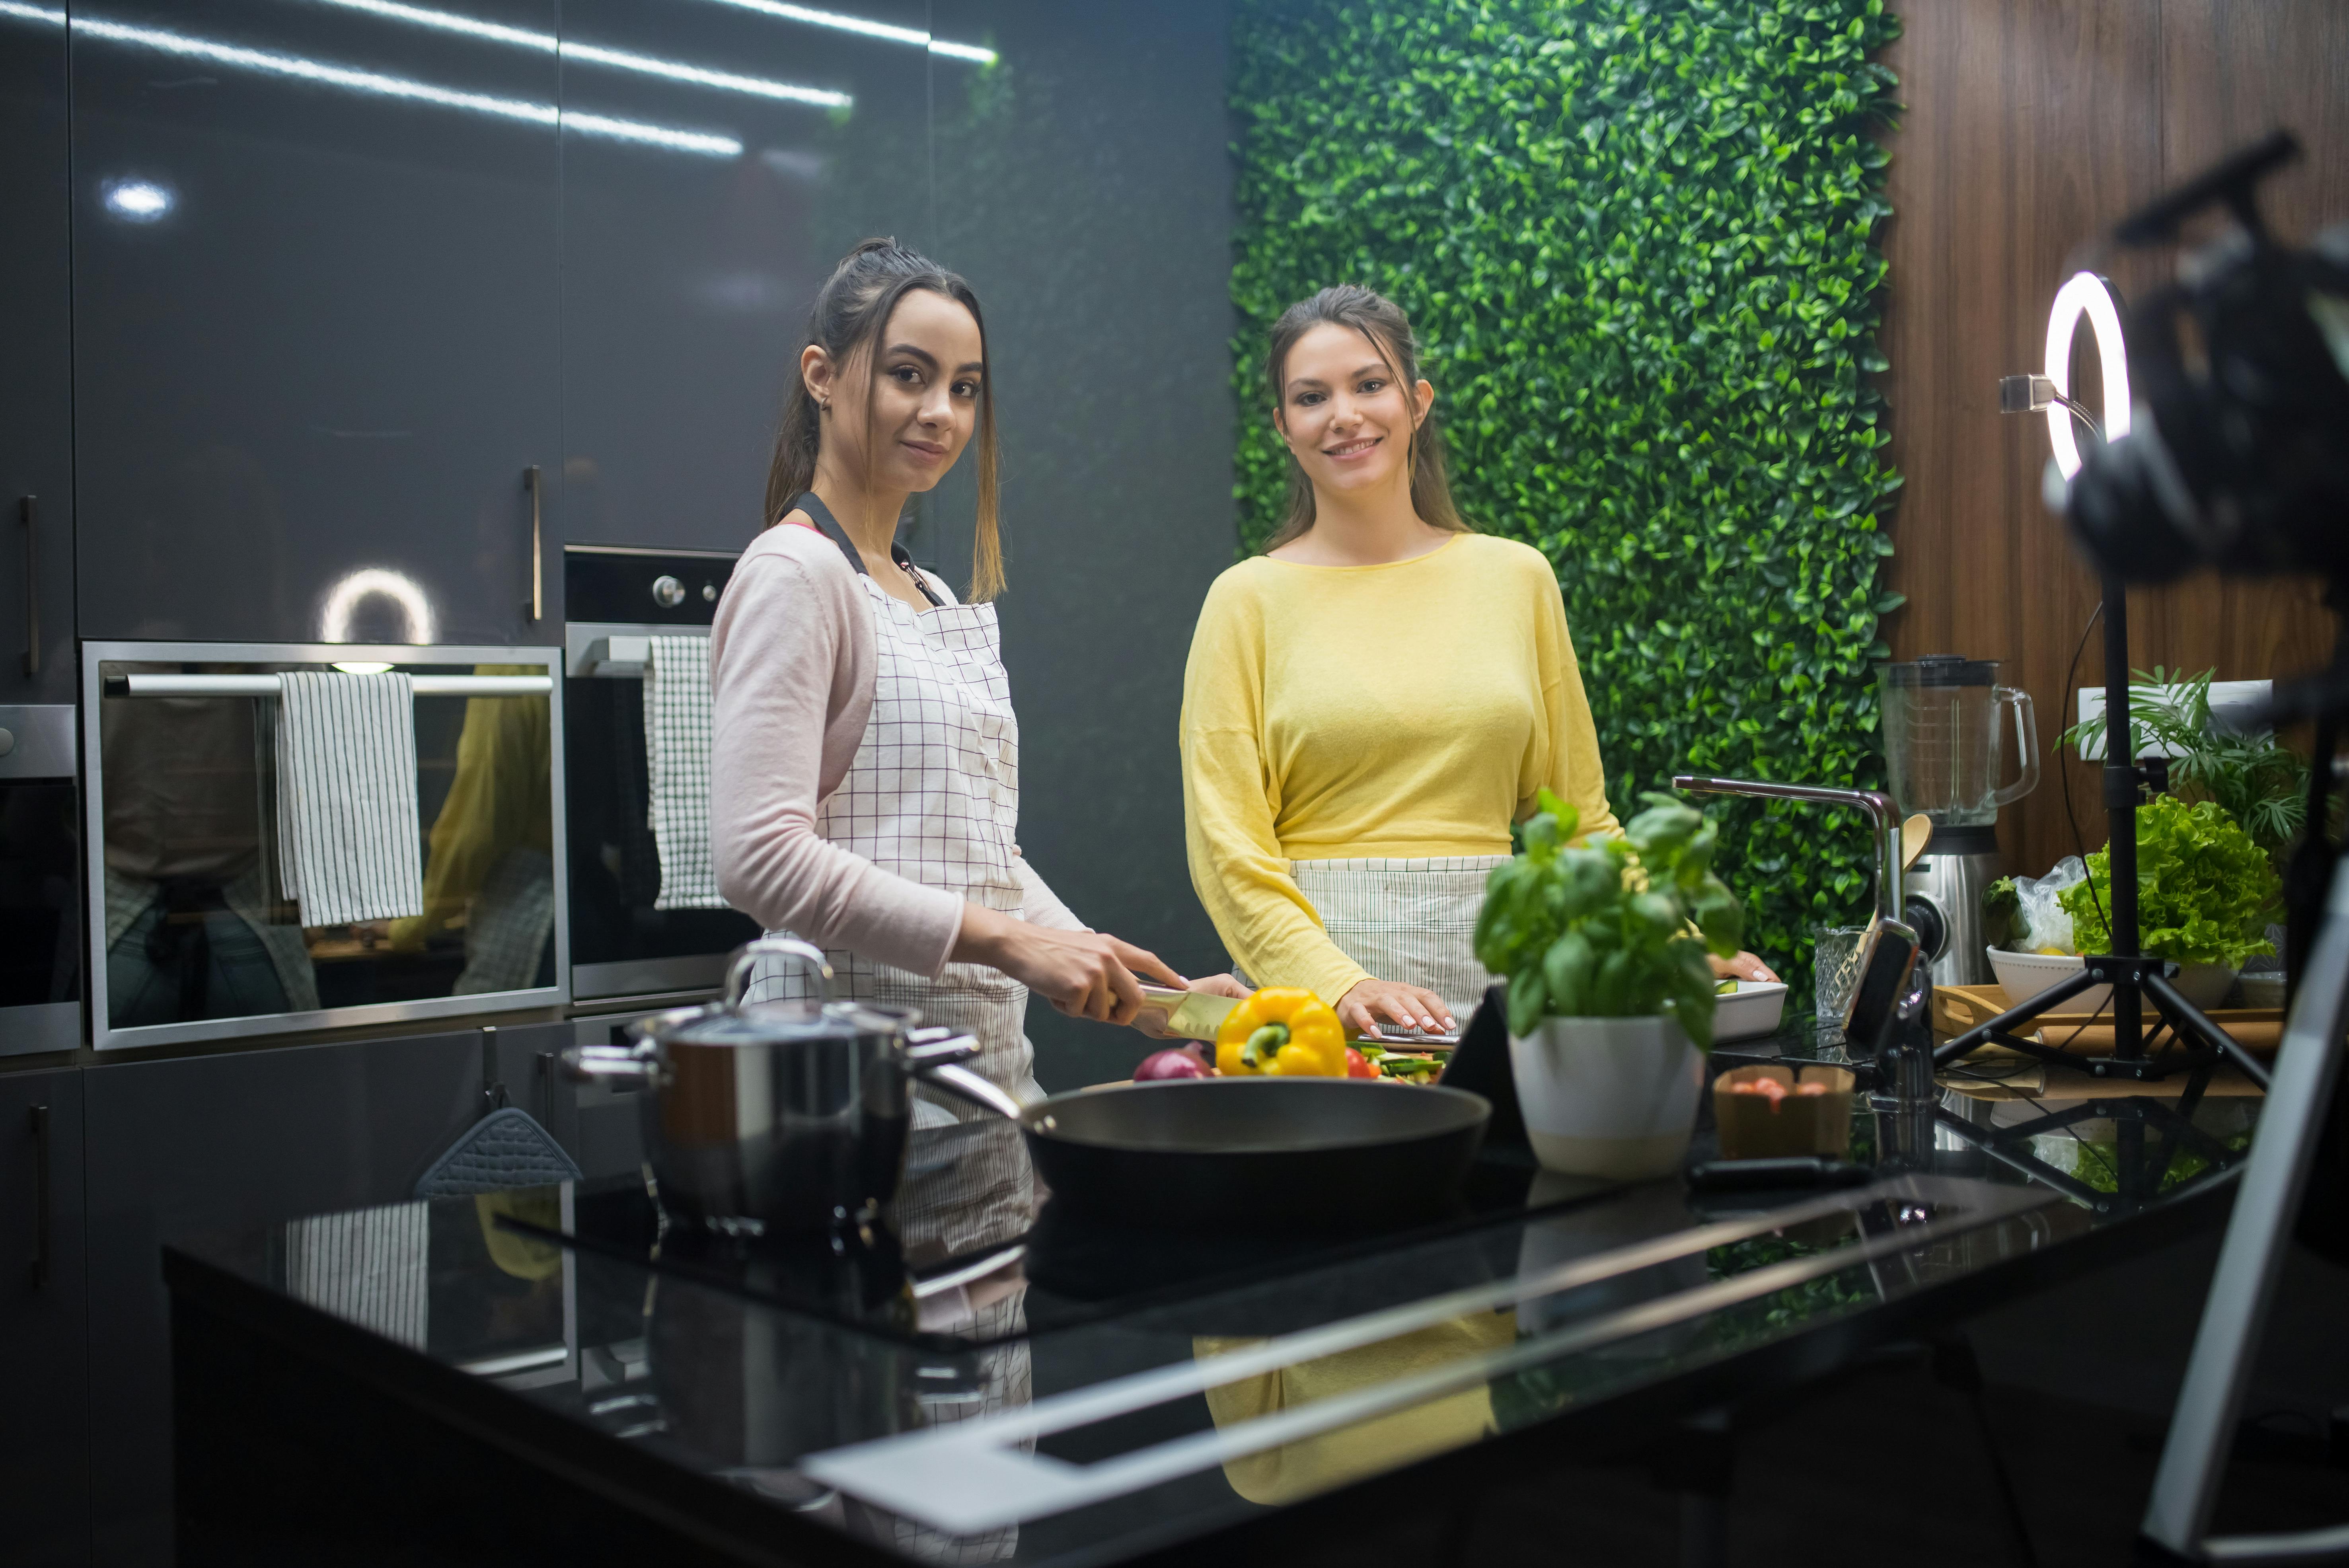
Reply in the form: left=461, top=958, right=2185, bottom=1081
left=1182, top=285, right=1773, bottom=1038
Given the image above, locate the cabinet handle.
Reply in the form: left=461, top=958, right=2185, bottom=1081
left=29, top=1104, right=49, bottom=1288
left=522, top=465, right=543, bottom=623
left=19, top=495, right=37, bottom=678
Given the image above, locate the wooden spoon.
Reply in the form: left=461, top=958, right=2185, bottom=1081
left=1900, top=813, right=1933, bottom=874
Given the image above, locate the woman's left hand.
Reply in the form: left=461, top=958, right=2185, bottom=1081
left=1710, top=951, right=1780, bottom=984
left=1132, top=973, right=1251, bottom=1038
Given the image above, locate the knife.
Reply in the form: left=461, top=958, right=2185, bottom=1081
left=1132, top=983, right=1240, bottom=1042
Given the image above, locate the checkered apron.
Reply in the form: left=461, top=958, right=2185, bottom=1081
left=742, top=575, right=1036, bottom=1116
left=1278, top=856, right=1509, bottom=1026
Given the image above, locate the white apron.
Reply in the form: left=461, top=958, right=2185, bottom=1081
left=743, top=536, right=1038, bottom=1120
left=1280, top=855, right=1509, bottom=1027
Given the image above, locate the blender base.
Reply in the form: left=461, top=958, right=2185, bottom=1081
left=1903, top=824, right=2002, bottom=986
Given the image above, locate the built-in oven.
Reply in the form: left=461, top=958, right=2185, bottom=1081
left=562, top=546, right=756, bottom=1004
left=83, top=642, right=567, bottom=1052
left=0, top=705, right=82, bottom=1056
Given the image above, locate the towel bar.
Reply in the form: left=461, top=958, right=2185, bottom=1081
left=102, top=673, right=554, bottom=698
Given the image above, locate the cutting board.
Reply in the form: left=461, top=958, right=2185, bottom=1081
left=1933, top=983, right=2283, bottom=1056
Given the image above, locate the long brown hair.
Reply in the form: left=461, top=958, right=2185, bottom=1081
left=1260, top=285, right=1469, bottom=553
left=764, top=239, right=1005, bottom=601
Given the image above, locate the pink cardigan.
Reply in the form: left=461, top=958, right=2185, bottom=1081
left=708, top=524, right=1083, bottom=979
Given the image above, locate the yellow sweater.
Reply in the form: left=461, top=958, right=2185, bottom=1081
left=1180, top=533, right=1620, bottom=1005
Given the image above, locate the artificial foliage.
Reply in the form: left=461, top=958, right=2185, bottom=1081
left=1231, top=0, right=1903, bottom=984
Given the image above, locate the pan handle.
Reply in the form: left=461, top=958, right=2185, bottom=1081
left=912, top=1060, right=1026, bottom=1123
left=722, top=936, right=834, bottom=1010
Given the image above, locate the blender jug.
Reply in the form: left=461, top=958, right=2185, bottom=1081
left=1880, top=657, right=2038, bottom=825
left=1878, top=657, right=2038, bottom=986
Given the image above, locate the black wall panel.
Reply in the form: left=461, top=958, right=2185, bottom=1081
left=69, top=0, right=563, bottom=646
left=929, top=0, right=1240, bottom=1088
left=0, top=5, right=76, bottom=700
left=557, top=0, right=931, bottom=552
left=0, top=1067, right=90, bottom=1566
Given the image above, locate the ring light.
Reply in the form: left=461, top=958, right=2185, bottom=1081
left=2043, top=271, right=2131, bottom=479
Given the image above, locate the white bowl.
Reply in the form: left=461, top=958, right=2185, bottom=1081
left=1987, top=947, right=2236, bottom=1014
left=1712, top=980, right=1789, bottom=1042
left=1987, top=948, right=2110, bottom=1014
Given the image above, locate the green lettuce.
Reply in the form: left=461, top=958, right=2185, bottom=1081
left=2059, top=797, right=2279, bottom=967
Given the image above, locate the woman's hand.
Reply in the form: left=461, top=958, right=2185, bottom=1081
left=1132, top=972, right=1251, bottom=1039
left=1336, top=978, right=1455, bottom=1038
left=1709, top=951, right=1780, bottom=984
left=952, top=906, right=1186, bottom=1025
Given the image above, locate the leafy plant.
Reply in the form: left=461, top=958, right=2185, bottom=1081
left=2061, top=666, right=2309, bottom=859
left=1474, top=790, right=1745, bottom=1046
left=1231, top=0, right=1903, bottom=1005
left=2058, top=796, right=2280, bottom=968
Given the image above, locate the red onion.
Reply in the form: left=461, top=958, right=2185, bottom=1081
left=1134, top=1045, right=1213, bottom=1081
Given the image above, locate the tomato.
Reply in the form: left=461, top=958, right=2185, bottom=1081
left=1344, top=1048, right=1379, bottom=1079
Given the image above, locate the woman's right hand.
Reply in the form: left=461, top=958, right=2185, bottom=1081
left=1336, top=978, right=1455, bottom=1038
left=953, top=906, right=1186, bottom=1025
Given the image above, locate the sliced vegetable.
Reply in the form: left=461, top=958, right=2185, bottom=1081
left=1344, top=1048, right=1379, bottom=1079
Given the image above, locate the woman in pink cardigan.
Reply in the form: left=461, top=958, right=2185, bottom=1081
left=710, top=240, right=1237, bottom=1110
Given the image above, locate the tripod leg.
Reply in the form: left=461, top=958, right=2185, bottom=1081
left=2141, top=858, right=2349, bottom=1558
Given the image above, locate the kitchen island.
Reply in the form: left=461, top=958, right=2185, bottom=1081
left=163, top=1016, right=2254, bottom=1566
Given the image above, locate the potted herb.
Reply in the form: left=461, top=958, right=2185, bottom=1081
left=1474, top=790, right=1744, bottom=1178
left=2057, top=795, right=2280, bottom=1006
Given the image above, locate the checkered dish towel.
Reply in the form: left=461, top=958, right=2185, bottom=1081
left=275, top=670, right=425, bottom=927
left=646, top=634, right=725, bottom=909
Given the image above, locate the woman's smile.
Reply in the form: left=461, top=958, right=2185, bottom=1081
left=1323, top=434, right=1383, bottom=462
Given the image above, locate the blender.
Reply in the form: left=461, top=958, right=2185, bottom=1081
left=1880, top=656, right=2040, bottom=985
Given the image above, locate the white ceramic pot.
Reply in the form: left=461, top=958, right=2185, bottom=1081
left=1508, top=1015, right=1705, bottom=1180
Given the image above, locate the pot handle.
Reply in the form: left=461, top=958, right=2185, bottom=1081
left=723, top=936, right=834, bottom=1010
left=911, top=1058, right=1028, bottom=1124
left=560, top=1043, right=654, bottom=1085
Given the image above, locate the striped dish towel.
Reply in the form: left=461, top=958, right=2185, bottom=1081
left=646, top=634, right=725, bottom=909
left=275, top=671, right=426, bottom=927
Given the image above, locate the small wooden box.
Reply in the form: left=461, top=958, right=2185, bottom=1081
left=1712, top=1064, right=1856, bottom=1159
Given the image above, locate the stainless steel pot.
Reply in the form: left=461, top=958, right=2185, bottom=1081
left=562, top=937, right=1019, bottom=1236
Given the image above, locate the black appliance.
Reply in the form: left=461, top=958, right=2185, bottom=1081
left=0, top=705, right=80, bottom=1056
left=563, top=545, right=757, bottom=1003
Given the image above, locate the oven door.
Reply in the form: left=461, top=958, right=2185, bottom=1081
left=0, top=705, right=82, bottom=1056
left=563, top=626, right=756, bottom=1001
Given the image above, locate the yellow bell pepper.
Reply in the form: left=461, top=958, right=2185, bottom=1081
left=1215, top=987, right=1349, bottom=1077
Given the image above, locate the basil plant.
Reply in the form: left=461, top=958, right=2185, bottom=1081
left=1474, top=790, right=1747, bottom=1048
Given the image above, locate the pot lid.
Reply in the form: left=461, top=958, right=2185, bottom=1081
left=1880, top=654, right=1999, bottom=688
left=643, top=997, right=917, bottom=1048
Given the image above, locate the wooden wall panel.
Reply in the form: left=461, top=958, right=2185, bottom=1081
left=1876, top=0, right=2345, bottom=882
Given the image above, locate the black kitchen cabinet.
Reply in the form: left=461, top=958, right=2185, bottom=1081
left=81, top=1023, right=578, bottom=1567
left=0, top=1067, right=90, bottom=1567
left=69, top=0, right=563, bottom=647
left=556, top=0, right=931, bottom=553
left=0, top=2, right=76, bottom=701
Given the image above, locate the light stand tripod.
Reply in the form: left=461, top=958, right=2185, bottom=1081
left=1928, top=589, right=2267, bottom=1087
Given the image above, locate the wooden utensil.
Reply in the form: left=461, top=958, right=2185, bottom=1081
left=1900, top=813, right=1932, bottom=874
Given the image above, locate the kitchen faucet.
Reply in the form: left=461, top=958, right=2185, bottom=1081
left=1668, top=775, right=1905, bottom=929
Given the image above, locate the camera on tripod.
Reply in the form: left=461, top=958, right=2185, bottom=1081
left=2057, top=131, right=2349, bottom=592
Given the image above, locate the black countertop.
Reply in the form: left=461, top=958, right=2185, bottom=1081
left=163, top=1014, right=2259, bottom=1566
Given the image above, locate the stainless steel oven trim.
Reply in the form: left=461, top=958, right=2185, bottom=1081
left=570, top=953, right=732, bottom=1001
left=82, top=640, right=571, bottom=1052
left=0, top=705, right=77, bottom=780
left=0, top=1001, right=82, bottom=1059
left=564, top=620, right=709, bottom=678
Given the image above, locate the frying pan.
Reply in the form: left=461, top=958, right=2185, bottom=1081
left=1003, top=1077, right=1491, bottom=1234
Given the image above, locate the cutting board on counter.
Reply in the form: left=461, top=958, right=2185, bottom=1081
left=1933, top=984, right=2283, bottom=1056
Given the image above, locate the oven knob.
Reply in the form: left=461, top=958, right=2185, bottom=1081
left=651, top=575, right=686, bottom=608
left=701, top=582, right=717, bottom=602
left=0, top=728, right=13, bottom=758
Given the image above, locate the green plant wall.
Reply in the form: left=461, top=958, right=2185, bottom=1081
left=1231, top=0, right=1903, bottom=984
